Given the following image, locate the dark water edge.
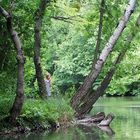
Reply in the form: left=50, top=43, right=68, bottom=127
left=0, top=118, right=58, bottom=137
left=1, top=96, right=140, bottom=140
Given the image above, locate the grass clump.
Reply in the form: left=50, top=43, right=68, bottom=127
left=20, top=96, right=74, bottom=125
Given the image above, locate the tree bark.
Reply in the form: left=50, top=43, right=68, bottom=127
left=0, top=6, right=25, bottom=124
left=74, top=14, right=140, bottom=117
left=76, top=112, right=114, bottom=126
left=76, top=112, right=105, bottom=123
left=92, top=0, right=105, bottom=68
left=98, top=113, right=114, bottom=126
left=75, top=48, right=127, bottom=116
left=33, top=0, right=50, bottom=97
left=71, top=0, right=136, bottom=110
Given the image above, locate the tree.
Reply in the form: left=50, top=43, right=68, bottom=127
left=71, top=0, right=136, bottom=116
left=0, top=6, right=25, bottom=123
left=33, top=0, right=51, bottom=98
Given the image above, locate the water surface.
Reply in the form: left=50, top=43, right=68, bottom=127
left=1, top=97, right=140, bottom=140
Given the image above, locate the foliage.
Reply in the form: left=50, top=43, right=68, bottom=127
left=51, top=0, right=140, bottom=96
left=106, top=48, right=140, bottom=96
left=0, top=0, right=140, bottom=130
left=1, top=0, right=140, bottom=97
left=0, top=95, right=14, bottom=120
left=0, top=95, right=74, bottom=128
left=0, top=72, right=16, bottom=96
left=21, top=97, right=74, bottom=123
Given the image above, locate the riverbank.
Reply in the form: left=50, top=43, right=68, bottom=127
left=0, top=118, right=57, bottom=135
left=1, top=96, right=140, bottom=140
left=0, top=96, right=74, bottom=135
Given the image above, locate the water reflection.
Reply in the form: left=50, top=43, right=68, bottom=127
left=1, top=97, right=140, bottom=140
left=44, top=124, right=115, bottom=140
left=75, top=124, right=115, bottom=140
left=0, top=124, right=114, bottom=140
left=93, top=97, right=140, bottom=140
left=98, top=126, right=115, bottom=138
left=0, top=123, right=115, bottom=140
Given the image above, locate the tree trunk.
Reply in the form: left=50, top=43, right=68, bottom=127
left=0, top=6, right=25, bottom=124
left=74, top=14, right=140, bottom=117
left=76, top=112, right=105, bottom=123
left=75, top=50, right=127, bottom=116
left=33, top=0, right=50, bottom=97
left=92, top=0, right=105, bottom=68
left=71, top=0, right=136, bottom=110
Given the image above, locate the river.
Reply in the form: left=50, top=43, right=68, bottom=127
left=1, top=96, right=140, bottom=140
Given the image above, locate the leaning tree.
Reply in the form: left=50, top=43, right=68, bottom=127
left=71, top=0, right=138, bottom=117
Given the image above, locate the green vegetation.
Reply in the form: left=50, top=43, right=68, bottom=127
left=0, top=95, right=74, bottom=132
left=21, top=97, right=74, bottom=124
left=0, top=0, right=140, bottom=133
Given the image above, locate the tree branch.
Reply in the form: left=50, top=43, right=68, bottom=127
left=0, top=6, right=10, bottom=18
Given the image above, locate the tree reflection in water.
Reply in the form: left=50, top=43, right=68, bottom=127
left=72, top=124, right=115, bottom=140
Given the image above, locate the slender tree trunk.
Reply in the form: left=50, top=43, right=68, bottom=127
left=33, top=0, right=50, bottom=97
left=74, top=15, right=140, bottom=117
left=71, top=0, right=136, bottom=110
left=92, top=0, right=105, bottom=68
left=0, top=6, right=25, bottom=124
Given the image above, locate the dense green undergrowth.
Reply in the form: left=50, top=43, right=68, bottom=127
left=0, top=95, right=74, bottom=132
left=21, top=97, right=74, bottom=124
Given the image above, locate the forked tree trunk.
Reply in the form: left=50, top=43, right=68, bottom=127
left=71, top=0, right=136, bottom=110
left=0, top=6, right=25, bottom=124
left=75, top=49, right=128, bottom=116
left=33, top=0, right=50, bottom=97
left=74, top=15, right=140, bottom=117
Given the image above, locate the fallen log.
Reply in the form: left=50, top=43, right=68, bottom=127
left=76, top=112, right=105, bottom=124
left=76, top=112, right=114, bottom=126
left=98, top=113, right=114, bottom=126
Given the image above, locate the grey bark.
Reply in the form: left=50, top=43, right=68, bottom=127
left=33, top=0, right=50, bottom=97
left=98, top=113, right=114, bottom=126
left=76, top=112, right=105, bottom=123
left=76, top=112, right=114, bottom=126
left=75, top=48, right=128, bottom=116
left=92, top=0, right=105, bottom=68
left=0, top=6, right=25, bottom=123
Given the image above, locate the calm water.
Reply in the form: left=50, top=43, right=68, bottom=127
left=1, top=97, right=140, bottom=140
